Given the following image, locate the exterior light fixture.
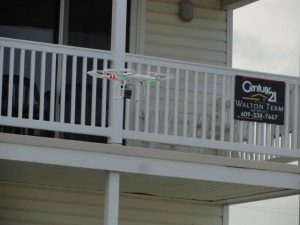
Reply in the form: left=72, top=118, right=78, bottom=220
left=178, top=0, right=193, bottom=22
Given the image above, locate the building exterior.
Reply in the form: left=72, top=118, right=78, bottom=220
left=0, top=0, right=300, bottom=225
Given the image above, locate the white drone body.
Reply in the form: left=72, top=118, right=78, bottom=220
left=87, top=69, right=174, bottom=100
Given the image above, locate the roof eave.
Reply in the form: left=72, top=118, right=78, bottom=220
left=222, top=0, right=259, bottom=9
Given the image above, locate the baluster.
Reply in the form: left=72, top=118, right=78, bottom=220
left=134, top=63, right=141, bottom=131
left=220, top=75, right=226, bottom=141
left=81, top=57, right=87, bottom=125
left=183, top=70, right=189, bottom=137
left=229, top=76, right=235, bottom=143
left=163, top=67, right=170, bottom=135
left=192, top=71, right=199, bottom=138
left=201, top=73, right=208, bottom=139
left=7, top=48, right=15, bottom=117
left=39, top=51, right=46, bottom=120
left=102, top=59, right=108, bottom=128
left=70, top=56, right=77, bottom=124
left=154, top=66, right=160, bottom=134
left=292, top=85, right=299, bottom=149
left=283, top=83, right=290, bottom=148
left=211, top=74, right=217, bottom=140
left=60, top=54, right=67, bottom=123
left=144, top=65, right=151, bottom=132
left=18, top=49, right=25, bottom=118
left=124, top=62, right=132, bottom=131
left=29, top=50, right=37, bottom=120
left=50, top=53, right=56, bottom=122
left=173, top=68, right=180, bottom=136
left=91, top=58, right=97, bottom=126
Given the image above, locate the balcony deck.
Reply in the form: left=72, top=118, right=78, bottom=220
left=0, top=37, right=300, bottom=164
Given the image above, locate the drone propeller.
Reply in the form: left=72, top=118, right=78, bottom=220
left=87, top=69, right=136, bottom=81
left=147, top=72, right=174, bottom=81
left=87, top=70, right=107, bottom=79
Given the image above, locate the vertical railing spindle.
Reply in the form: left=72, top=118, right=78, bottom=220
left=211, top=74, right=217, bottom=140
left=60, top=54, right=67, bottom=123
left=220, top=75, right=226, bottom=141
left=91, top=58, right=97, bottom=126
left=201, top=73, right=208, bottom=139
left=39, top=51, right=46, bottom=120
left=18, top=49, right=25, bottom=118
left=81, top=57, right=87, bottom=125
left=70, top=56, right=77, bottom=124
left=29, top=50, right=36, bottom=119
left=7, top=48, right=15, bottom=117
left=192, top=71, right=199, bottom=138
left=173, top=69, right=179, bottom=136
left=183, top=70, right=189, bottom=137
left=292, top=86, right=299, bottom=149
left=50, top=53, right=57, bottom=122
left=163, top=67, right=170, bottom=135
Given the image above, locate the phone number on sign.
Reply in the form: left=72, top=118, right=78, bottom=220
left=239, top=112, right=278, bottom=120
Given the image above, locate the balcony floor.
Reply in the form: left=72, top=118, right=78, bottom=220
left=0, top=133, right=299, bottom=205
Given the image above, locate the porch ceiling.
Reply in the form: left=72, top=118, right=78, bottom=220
left=0, top=159, right=298, bottom=205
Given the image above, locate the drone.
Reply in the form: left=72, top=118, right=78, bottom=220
left=87, top=69, right=174, bottom=100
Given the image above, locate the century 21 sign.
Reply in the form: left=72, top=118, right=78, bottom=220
left=234, top=75, right=285, bottom=125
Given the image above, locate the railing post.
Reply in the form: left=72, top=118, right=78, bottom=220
left=110, top=0, right=128, bottom=144
left=104, top=171, right=120, bottom=225
left=297, top=85, right=300, bottom=149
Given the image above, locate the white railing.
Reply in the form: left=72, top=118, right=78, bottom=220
left=0, top=38, right=113, bottom=138
left=0, top=38, right=300, bottom=161
left=124, top=53, right=300, bottom=160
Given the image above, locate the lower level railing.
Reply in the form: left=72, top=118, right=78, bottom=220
left=1, top=38, right=300, bottom=161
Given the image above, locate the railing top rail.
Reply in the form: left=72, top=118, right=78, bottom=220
left=0, top=37, right=113, bottom=59
left=126, top=53, right=300, bottom=84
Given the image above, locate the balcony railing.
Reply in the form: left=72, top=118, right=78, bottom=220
left=1, top=37, right=299, bottom=162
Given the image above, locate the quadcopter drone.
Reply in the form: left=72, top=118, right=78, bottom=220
left=87, top=69, right=174, bottom=100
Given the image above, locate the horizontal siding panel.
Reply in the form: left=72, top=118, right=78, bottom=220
left=146, top=23, right=227, bottom=41
left=120, top=195, right=223, bottom=216
left=144, top=44, right=227, bottom=63
left=0, top=208, right=101, bottom=225
left=147, top=1, right=227, bottom=21
left=0, top=196, right=104, bottom=218
left=0, top=182, right=103, bottom=205
left=120, top=209, right=194, bottom=225
left=145, top=34, right=227, bottom=52
left=146, top=12, right=227, bottom=30
left=0, top=182, right=223, bottom=225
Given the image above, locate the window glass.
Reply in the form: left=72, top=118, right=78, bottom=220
left=0, top=0, right=60, bottom=43
left=68, top=0, right=112, bottom=50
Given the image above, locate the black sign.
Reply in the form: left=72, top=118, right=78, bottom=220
left=234, top=75, right=285, bottom=125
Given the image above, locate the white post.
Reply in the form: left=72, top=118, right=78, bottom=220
left=110, top=0, right=128, bottom=143
left=104, top=171, right=120, bottom=225
left=226, top=9, right=233, bottom=68
left=223, top=205, right=230, bottom=225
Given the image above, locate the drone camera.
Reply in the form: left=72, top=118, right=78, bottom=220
left=123, top=88, right=132, bottom=99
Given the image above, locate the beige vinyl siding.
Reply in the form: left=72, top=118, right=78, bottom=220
left=144, top=0, right=228, bottom=66
left=0, top=182, right=223, bottom=225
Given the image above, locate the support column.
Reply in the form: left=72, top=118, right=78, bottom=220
left=222, top=205, right=230, bottom=225
left=109, top=0, right=128, bottom=143
left=104, top=171, right=120, bottom=225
